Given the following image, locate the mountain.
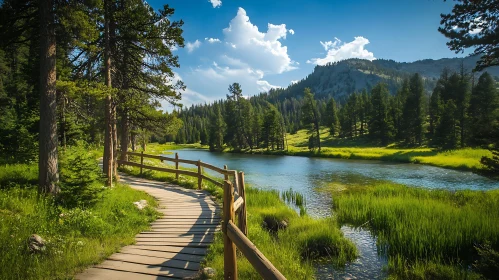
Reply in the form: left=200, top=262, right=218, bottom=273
left=264, top=56, right=499, bottom=103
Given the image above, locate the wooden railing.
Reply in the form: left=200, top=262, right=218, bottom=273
left=118, top=151, right=286, bottom=280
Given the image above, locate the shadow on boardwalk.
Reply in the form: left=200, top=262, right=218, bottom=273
left=76, top=173, right=221, bottom=280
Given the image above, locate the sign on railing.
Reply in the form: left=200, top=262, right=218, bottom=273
left=118, top=151, right=285, bottom=279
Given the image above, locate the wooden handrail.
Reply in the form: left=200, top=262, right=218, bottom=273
left=118, top=151, right=285, bottom=279
left=226, top=221, right=286, bottom=280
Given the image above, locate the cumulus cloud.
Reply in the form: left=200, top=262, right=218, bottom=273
left=223, top=7, right=297, bottom=74
left=160, top=72, right=211, bottom=110
left=180, top=64, right=281, bottom=102
left=186, top=40, right=201, bottom=53
left=174, top=7, right=294, bottom=106
left=308, top=36, right=375, bottom=65
left=209, top=0, right=222, bottom=8
left=290, top=80, right=299, bottom=85
left=289, top=29, right=295, bottom=35
left=205, top=37, right=221, bottom=43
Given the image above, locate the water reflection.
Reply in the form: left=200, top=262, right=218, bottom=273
left=165, top=149, right=498, bottom=279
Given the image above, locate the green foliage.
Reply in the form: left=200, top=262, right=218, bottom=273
left=369, top=83, right=394, bottom=145
left=439, top=0, right=499, bottom=71
left=474, top=242, right=499, bottom=279
left=469, top=72, right=499, bottom=146
left=301, top=88, right=321, bottom=152
left=0, top=168, right=158, bottom=279
left=58, top=142, right=104, bottom=208
left=334, top=182, right=499, bottom=278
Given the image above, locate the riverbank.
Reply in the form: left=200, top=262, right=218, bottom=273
left=332, top=182, right=499, bottom=279
left=0, top=163, right=159, bottom=279
left=119, top=151, right=358, bottom=279
left=153, top=127, right=492, bottom=172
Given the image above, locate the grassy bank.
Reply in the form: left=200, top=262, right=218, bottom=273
left=119, top=153, right=358, bottom=279
left=333, top=182, right=499, bottom=279
left=0, top=164, right=159, bottom=279
left=216, top=128, right=491, bottom=172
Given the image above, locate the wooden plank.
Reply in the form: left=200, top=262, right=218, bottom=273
left=151, top=220, right=220, bottom=225
left=138, top=232, right=215, bottom=237
left=223, top=180, right=237, bottom=279
left=126, top=245, right=207, bottom=256
left=175, top=158, right=199, bottom=165
left=119, top=247, right=204, bottom=262
left=76, top=267, right=175, bottom=280
left=238, top=171, right=248, bottom=236
left=199, top=161, right=227, bottom=175
left=95, top=260, right=196, bottom=279
left=135, top=241, right=210, bottom=248
left=227, top=221, right=285, bottom=280
left=201, top=175, right=223, bottom=187
left=135, top=236, right=214, bottom=243
left=108, top=253, right=200, bottom=271
left=234, top=196, right=244, bottom=212
left=143, top=230, right=219, bottom=234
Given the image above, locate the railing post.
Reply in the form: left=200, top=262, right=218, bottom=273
left=175, top=152, right=179, bottom=180
left=238, top=171, right=248, bottom=236
left=224, top=165, right=228, bottom=181
left=223, top=180, right=237, bottom=280
left=197, top=160, right=202, bottom=190
left=140, top=151, right=144, bottom=175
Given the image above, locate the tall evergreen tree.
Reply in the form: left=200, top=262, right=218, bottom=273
left=369, top=83, right=393, bottom=145
left=469, top=72, right=499, bottom=146
left=301, top=88, right=321, bottom=152
left=209, top=104, right=225, bottom=151
left=402, top=73, right=425, bottom=145
left=325, top=97, right=340, bottom=136
left=38, top=0, right=59, bottom=194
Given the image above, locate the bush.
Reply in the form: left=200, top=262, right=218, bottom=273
left=58, top=142, right=104, bottom=208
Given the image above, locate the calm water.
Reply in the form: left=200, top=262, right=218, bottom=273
left=166, top=149, right=499, bottom=279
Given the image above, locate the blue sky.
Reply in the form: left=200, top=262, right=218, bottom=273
left=148, top=0, right=471, bottom=109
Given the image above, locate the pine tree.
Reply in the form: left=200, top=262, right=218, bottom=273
left=435, top=100, right=458, bottom=149
left=439, top=0, right=499, bottom=70
left=301, top=88, right=321, bottom=152
left=369, top=83, right=393, bottom=145
left=402, top=74, right=425, bottom=145
left=325, top=97, right=340, bottom=136
left=469, top=72, right=499, bottom=146
left=38, top=0, right=59, bottom=194
left=209, top=104, right=225, bottom=151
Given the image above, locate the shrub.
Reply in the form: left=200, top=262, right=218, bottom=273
left=58, top=142, right=104, bottom=208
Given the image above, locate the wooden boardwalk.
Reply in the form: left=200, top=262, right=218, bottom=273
left=76, top=174, right=221, bottom=280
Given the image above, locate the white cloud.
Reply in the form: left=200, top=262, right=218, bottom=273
left=308, top=36, right=376, bottom=65
left=159, top=72, right=211, bottom=110
left=181, top=64, right=281, bottom=102
left=186, top=40, right=201, bottom=53
left=222, top=7, right=297, bottom=74
left=290, top=80, right=299, bottom=85
left=289, top=29, right=295, bottom=35
left=205, top=37, right=221, bottom=43
left=209, top=0, right=222, bottom=8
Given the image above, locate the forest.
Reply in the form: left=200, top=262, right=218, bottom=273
left=174, top=69, right=498, bottom=165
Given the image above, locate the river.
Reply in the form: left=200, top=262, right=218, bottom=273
left=165, top=149, right=499, bottom=279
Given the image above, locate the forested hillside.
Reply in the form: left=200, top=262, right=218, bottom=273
left=173, top=57, right=499, bottom=154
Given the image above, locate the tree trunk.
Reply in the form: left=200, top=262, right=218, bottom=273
left=120, top=108, right=129, bottom=161
left=38, top=0, right=59, bottom=195
left=112, top=102, right=119, bottom=180
left=103, top=0, right=113, bottom=187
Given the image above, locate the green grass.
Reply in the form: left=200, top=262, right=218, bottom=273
left=333, top=182, right=499, bottom=279
left=221, top=128, right=492, bottom=172
left=119, top=153, right=357, bottom=279
left=0, top=164, right=159, bottom=280
left=144, top=142, right=207, bottom=155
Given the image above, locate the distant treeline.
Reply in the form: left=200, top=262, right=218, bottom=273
left=170, top=68, right=498, bottom=151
